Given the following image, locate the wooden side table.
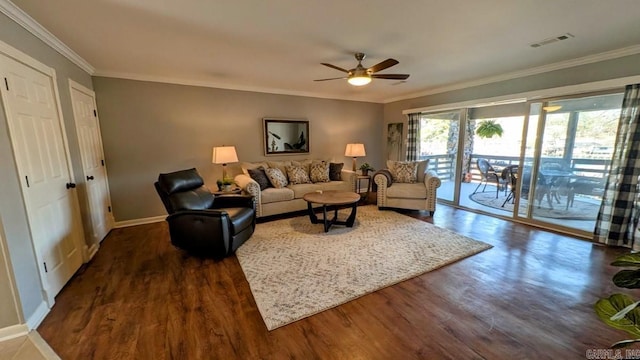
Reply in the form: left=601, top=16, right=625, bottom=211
left=355, top=175, right=371, bottom=198
left=212, top=188, right=242, bottom=196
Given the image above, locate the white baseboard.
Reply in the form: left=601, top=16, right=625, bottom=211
left=29, top=331, right=62, bottom=359
left=114, top=215, right=165, bottom=228
left=26, top=301, right=49, bottom=330
left=0, top=324, right=28, bottom=341
left=86, top=243, right=99, bottom=261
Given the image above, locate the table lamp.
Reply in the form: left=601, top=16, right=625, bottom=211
left=212, top=145, right=238, bottom=181
left=345, top=143, right=366, bottom=171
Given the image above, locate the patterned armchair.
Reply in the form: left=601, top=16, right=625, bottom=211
left=373, top=160, right=441, bottom=216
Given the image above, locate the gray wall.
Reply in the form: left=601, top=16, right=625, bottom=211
left=0, top=13, right=94, bottom=325
left=92, top=77, right=383, bottom=221
left=0, top=220, right=20, bottom=329
left=382, top=54, right=640, bottom=159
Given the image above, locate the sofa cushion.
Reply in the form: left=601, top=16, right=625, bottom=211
left=320, top=181, right=351, bottom=192
left=310, top=162, right=330, bottom=183
left=248, top=167, right=272, bottom=191
left=261, top=187, right=295, bottom=203
left=329, top=162, right=343, bottom=181
left=286, top=165, right=311, bottom=185
left=288, top=183, right=323, bottom=198
left=265, top=167, right=289, bottom=188
left=386, top=183, right=427, bottom=199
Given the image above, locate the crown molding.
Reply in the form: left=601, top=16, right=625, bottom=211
left=0, top=0, right=94, bottom=74
left=384, top=44, right=640, bottom=104
left=93, top=70, right=379, bottom=103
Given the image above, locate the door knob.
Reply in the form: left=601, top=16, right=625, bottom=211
left=66, top=183, right=76, bottom=189
left=86, top=175, right=94, bottom=181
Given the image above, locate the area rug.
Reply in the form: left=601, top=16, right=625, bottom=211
left=235, top=205, right=492, bottom=330
left=469, top=191, right=600, bottom=220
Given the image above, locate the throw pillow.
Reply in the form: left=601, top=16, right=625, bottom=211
left=264, top=167, right=288, bottom=188
left=248, top=167, right=272, bottom=191
left=390, top=161, right=418, bottom=183
left=329, top=162, right=343, bottom=181
left=267, top=161, right=292, bottom=179
left=286, top=165, right=311, bottom=185
left=310, top=162, right=330, bottom=183
left=292, top=160, right=313, bottom=177
left=240, top=161, right=269, bottom=176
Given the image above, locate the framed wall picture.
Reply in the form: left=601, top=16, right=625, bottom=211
left=387, top=122, right=403, bottom=161
left=263, top=118, right=309, bottom=156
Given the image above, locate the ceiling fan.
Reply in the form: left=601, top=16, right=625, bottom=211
left=314, top=52, right=410, bottom=86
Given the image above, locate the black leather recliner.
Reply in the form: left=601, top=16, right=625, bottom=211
left=154, top=168, right=256, bottom=258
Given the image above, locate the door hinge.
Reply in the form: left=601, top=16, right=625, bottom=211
left=101, top=159, right=105, bottom=166
left=108, top=206, right=112, bottom=213
left=25, top=175, right=29, bottom=187
left=43, top=262, right=48, bottom=273
left=4, top=77, right=8, bottom=91
left=93, top=109, right=97, bottom=117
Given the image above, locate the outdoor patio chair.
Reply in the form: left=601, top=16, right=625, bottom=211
left=473, top=158, right=502, bottom=198
left=501, top=165, right=519, bottom=207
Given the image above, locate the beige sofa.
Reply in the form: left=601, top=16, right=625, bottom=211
left=373, top=160, right=441, bottom=216
left=234, top=160, right=357, bottom=218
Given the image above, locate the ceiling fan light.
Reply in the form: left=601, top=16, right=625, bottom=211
left=348, top=75, right=371, bottom=86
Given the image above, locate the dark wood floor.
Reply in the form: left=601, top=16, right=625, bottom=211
left=38, top=202, right=636, bottom=359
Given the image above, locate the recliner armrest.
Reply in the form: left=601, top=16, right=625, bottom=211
left=212, top=194, right=255, bottom=209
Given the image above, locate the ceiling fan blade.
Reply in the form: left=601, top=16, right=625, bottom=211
left=367, top=58, right=399, bottom=73
left=371, top=74, right=410, bottom=80
left=314, top=77, right=348, bottom=81
left=321, top=63, right=350, bottom=73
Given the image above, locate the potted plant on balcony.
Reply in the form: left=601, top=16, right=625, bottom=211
left=359, top=163, right=375, bottom=176
left=476, top=120, right=504, bottom=139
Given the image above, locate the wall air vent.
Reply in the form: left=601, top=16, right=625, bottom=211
left=530, top=33, right=575, bottom=48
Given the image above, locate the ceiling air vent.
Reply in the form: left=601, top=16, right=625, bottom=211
left=530, top=33, right=575, bottom=48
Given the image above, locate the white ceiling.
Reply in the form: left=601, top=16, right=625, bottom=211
left=8, top=0, right=640, bottom=103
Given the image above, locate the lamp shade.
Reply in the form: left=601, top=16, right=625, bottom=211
left=345, top=143, right=366, bottom=157
left=212, top=146, right=238, bottom=164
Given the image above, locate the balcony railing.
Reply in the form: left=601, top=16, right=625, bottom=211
left=420, top=153, right=611, bottom=181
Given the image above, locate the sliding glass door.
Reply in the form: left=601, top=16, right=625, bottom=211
left=413, top=90, right=624, bottom=237
left=517, top=92, right=623, bottom=234
left=461, top=113, right=525, bottom=217
left=417, top=111, right=463, bottom=202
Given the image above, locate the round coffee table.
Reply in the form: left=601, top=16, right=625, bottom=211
left=302, top=190, right=360, bottom=232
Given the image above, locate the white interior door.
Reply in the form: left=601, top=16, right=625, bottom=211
left=0, top=53, right=84, bottom=301
left=70, top=81, right=113, bottom=243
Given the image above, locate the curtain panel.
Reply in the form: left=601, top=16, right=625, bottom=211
left=594, top=84, right=640, bottom=247
left=406, top=113, right=420, bottom=161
